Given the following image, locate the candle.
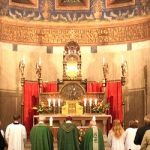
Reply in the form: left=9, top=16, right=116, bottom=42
left=53, top=99, right=55, bottom=107
left=58, top=98, right=61, bottom=107
left=49, top=117, right=53, bottom=126
left=89, top=98, right=92, bottom=107
left=102, top=57, right=105, bottom=65
left=94, top=98, right=97, bottom=106
left=121, top=55, right=124, bottom=64
left=84, top=98, right=87, bottom=107
left=92, top=115, right=96, bottom=121
left=48, top=98, right=51, bottom=107
left=39, top=57, right=42, bottom=66
left=21, top=56, right=25, bottom=65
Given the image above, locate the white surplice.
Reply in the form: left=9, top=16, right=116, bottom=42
left=5, top=123, right=27, bottom=150
left=108, top=129, right=126, bottom=150
left=124, top=128, right=141, bottom=150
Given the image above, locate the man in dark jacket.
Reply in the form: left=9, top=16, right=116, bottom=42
left=134, top=114, right=150, bottom=145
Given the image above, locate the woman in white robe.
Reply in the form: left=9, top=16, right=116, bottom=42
left=108, top=119, right=126, bottom=150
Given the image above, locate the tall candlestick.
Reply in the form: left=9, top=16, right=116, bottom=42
left=49, top=117, right=53, bottom=126
left=53, top=99, right=55, bottom=107
left=89, top=98, right=92, bottom=107
left=84, top=98, right=87, bottom=107
left=94, top=98, right=97, bottom=106
left=58, top=98, right=61, bottom=107
left=48, top=98, right=51, bottom=107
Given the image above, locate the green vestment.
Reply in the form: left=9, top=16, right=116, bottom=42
left=30, top=123, right=53, bottom=150
left=83, top=127, right=105, bottom=150
left=58, top=122, right=80, bottom=150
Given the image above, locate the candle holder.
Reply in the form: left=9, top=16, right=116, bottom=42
left=84, top=106, right=86, bottom=113
left=19, top=58, right=25, bottom=86
left=53, top=106, right=55, bottom=114
left=19, top=57, right=26, bottom=123
left=36, top=61, right=42, bottom=88
left=121, top=60, right=127, bottom=86
left=102, top=62, right=108, bottom=87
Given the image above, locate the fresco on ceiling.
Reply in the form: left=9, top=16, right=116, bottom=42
left=9, top=0, right=38, bottom=8
left=106, top=0, right=135, bottom=8
left=0, top=0, right=149, bottom=22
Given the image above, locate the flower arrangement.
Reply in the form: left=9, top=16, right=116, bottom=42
left=92, top=100, right=110, bottom=114
left=37, top=103, right=53, bottom=114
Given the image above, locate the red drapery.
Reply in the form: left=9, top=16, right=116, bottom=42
left=23, top=81, right=58, bottom=134
left=87, top=81, right=123, bottom=123
left=87, top=81, right=103, bottom=92
left=42, top=82, right=58, bottom=92
left=106, top=81, right=123, bottom=122
left=24, top=81, right=39, bottom=135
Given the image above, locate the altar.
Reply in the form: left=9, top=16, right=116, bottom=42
left=33, top=114, right=112, bottom=135
left=33, top=41, right=112, bottom=141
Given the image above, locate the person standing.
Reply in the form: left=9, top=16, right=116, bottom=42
left=140, top=130, right=150, bottom=150
left=108, top=119, right=126, bottom=150
left=125, top=120, right=140, bottom=150
left=83, top=118, right=105, bottom=150
left=30, top=116, right=53, bottom=150
left=5, top=114, right=27, bottom=150
left=0, top=120, right=7, bottom=150
left=134, top=114, right=150, bottom=145
left=57, top=116, right=80, bottom=150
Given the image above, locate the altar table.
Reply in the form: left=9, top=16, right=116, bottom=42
left=33, top=114, right=112, bottom=135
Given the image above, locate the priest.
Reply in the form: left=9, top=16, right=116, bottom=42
left=57, top=116, right=80, bottom=150
left=83, top=116, right=105, bottom=150
left=30, top=116, right=53, bottom=150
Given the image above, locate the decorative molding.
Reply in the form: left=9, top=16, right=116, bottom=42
left=9, top=0, right=39, bottom=8
left=0, top=17, right=150, bottom=46
left=55, top=0, right=90, bottom=10
left=106, top=0, right=135, bottom=9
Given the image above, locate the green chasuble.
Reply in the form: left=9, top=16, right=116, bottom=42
left=58, top=122, right=80, bottom=150
left=30, top=123, right=53, bottom=150
left=83, top=127, right=105, bottom=150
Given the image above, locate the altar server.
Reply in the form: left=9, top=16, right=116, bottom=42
left=125, top=120, right=140, bottom=150
left=5, top=114, right=27, bottom=150
left=83, top=116, right=105, bottom=150
left=30, top=116, right=53, bottom=150
left=57, top=116, right=80, bottom=150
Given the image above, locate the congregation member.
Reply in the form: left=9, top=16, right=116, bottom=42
left=83, top=117, right=105, bottom=150
left=140, top=129, right=150, bottom=150
left=108, top=119, right=126, bottom=150
left=134, top=114, right=150, bottom=145
left=30, top=116, right=53, bottom=150
left=0, top=120, right=7, bottom=150
left=5, top=114, right=27, bottom=150
left=125, top=120, right=140, bottom=150
left=57, top=116, right=80, bottom=150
